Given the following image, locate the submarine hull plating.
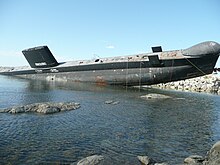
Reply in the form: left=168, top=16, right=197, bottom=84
left=10, top=55, right=219, bottom=86
left=0, top=41, right=220, bottom=86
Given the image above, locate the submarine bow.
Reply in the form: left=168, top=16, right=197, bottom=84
left=182, top=41, right=220, bottom=56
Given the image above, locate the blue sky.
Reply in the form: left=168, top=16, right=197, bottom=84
left=0, top=0, right=220, bottom=67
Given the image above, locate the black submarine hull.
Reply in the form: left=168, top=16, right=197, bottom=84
left=3, top=54, right=219, bottom=86
left=1, top=41, right=220, bottom=86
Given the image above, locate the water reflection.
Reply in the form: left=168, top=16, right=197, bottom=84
left=26, top=80, right=51, bottom=92
left=0, top=75, right=220, bottom=164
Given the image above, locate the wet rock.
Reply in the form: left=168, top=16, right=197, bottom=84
left=137, top=156, right=154, bottom=165
left=140, top=93, right=172, bottom=100
left=136, top=141, right=220, bottom=165
left=183, top=141, right=220, bottom=165
left=0, top=102, right=80, bottom=114
left=138, top=141, right=220, bottom=165
left=10, top=106, right=26, bottom=114
left=152, top=74, right=220, bottom=94
left=37, top=106, right=60, bottom=114
left=204, top=141, right=220, bottom=165
left=0, top=109, right=7, bottom=113
left=184, top=155, right=204, bottom=164
left=105, top=100, right=119, bottom=105
left=76, top=155, right=104, bottom=165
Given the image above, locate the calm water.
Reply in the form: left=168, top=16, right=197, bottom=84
left=0, top=75, right=220, bottom=165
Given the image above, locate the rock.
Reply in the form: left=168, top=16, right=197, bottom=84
left=182, top=141, right=220, bottom=165
left=10, top=106, right=25, bottom=113
left=135, top=142, right=220, bottom=165
left=37, top=106, right=60, bottom=114
left=205, top=141, right=220, bottom=165
left=0, top=109, right=5, bottom=113
left=184, top=155, right=204, bottom=164
left=137, top=156, right=154, bottom=165
left=140, top=93, right=172, bottom=100
left=0, top=102, right=80, bottom=114
left=105, top=100, right=119, bottom=105
left=151, top=74, right=220, bottom=94
left=105, top=100, right=113, bottom=104
left=76, top=155, right=104, bottom=165
left=0, top=108, right=11, bottom=113
left=134, top=141, right=220, bottom=165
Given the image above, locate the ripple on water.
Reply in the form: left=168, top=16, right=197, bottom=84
left=0, top=77, right=220, bottom=164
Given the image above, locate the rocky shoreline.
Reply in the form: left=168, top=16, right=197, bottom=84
left=151, top=74, right=220, bottom=94
left=0, top=102, right=80, bottom=114
left=74, top=141, right=220, bottom=165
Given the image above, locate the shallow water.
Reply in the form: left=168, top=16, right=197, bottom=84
left=0, top=75, right=220, bottom=164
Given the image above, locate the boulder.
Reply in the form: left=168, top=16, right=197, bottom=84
left=183, top=141, right=220, bottom=165
left=76, top=155, right=104, bottom=165
left=105, top=100, right=119, bottom=105
left=137, top=156, right=155, bottom=165
left=10, top=106, right=26, bottom=113
left=204, top=141, right=220, bottom=165
left=140, top=93, right=172, bottom=100
left=37, top=106, right=60, bottom=114
left=0, top=102, right=80, bottom=114
left=184, top=155, right=204, bottom=164
left=151, top=74, right=220, bottom=94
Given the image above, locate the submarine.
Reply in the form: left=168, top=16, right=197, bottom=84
left=0, top=41, right=219, bottom=86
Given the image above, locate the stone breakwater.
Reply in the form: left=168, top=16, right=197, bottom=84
left=151, top=74, right=220, bottom=94
left=73, top=141, right=220, bottom=165
left=0, top=102, right=80, bottom=114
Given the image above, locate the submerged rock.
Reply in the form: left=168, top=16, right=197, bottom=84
left=0, top=102, right=80, bottom=114
left=105, top=100, right=119, bottom=105
left=140, top=93, right=172, bottom=100
left=136, top=141, right=220, bottom=165
left=184, top=155, right=204, bottom=164
left=76, top=155, right=104, bottom=165
left=184, top=141, right=220, bottom=165
left=137, top=156, right=154, bottom=165
left=137, top=156, right=167, bottom=165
